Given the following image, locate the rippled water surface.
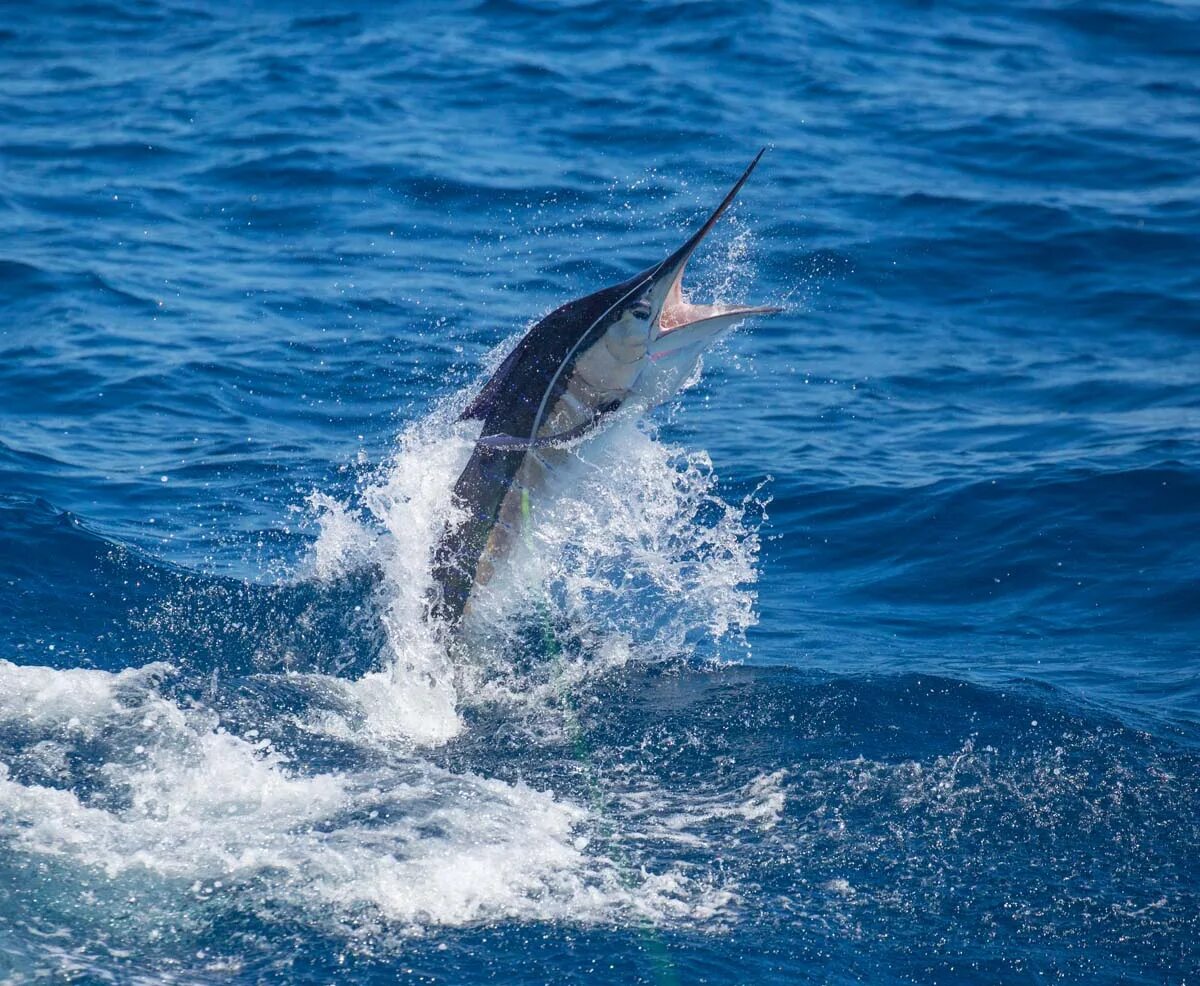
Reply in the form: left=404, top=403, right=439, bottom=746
left=2, top=1, right=1198, bottom=982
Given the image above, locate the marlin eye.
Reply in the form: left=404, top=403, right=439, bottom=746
left=630, top=300, right=652, bottom=320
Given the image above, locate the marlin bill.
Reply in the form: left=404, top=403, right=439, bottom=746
left=429, top=150, right=782, bottom=628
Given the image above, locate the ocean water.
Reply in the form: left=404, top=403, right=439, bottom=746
left=2, top=0, right=1198, bottom=982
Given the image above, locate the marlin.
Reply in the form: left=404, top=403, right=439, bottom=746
left=429, top=150, right=781, bottom=627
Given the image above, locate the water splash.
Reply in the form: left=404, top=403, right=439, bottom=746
left=302, top=371, right=763, bottom=742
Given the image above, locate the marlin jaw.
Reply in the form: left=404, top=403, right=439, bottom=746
left=657, top=255, right=784, bottom=334
left=624, top=147, right=782, bottom=407
left=643, top=150, right=782, bottom=355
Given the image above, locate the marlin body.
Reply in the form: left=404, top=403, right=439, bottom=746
left=429, top=151, right=780, bottom=627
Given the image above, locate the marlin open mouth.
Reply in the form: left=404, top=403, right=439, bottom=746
left=650, top=148, right=782, bottom=342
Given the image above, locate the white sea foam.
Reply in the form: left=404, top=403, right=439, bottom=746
left=615, top=769, right=789, bottom=847
left=0, top=658, right=732, bottom=955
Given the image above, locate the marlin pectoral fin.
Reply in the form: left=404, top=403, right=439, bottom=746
left=475, top=428, right=585, bottom=451
left=475, top=432, right=556, bottom=451
left=477, top=400, right=622, bottom=451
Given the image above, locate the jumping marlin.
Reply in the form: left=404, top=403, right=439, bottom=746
left=429, top=150, right=781, bottom=627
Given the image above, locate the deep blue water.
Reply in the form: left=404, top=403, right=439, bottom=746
left=2, top=0, right=1199, bottom=982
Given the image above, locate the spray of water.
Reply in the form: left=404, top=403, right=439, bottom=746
left=301, top=365, right=763, bottom=744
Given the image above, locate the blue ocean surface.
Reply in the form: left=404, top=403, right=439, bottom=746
left=2, top=0, right=1198, bottom=982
